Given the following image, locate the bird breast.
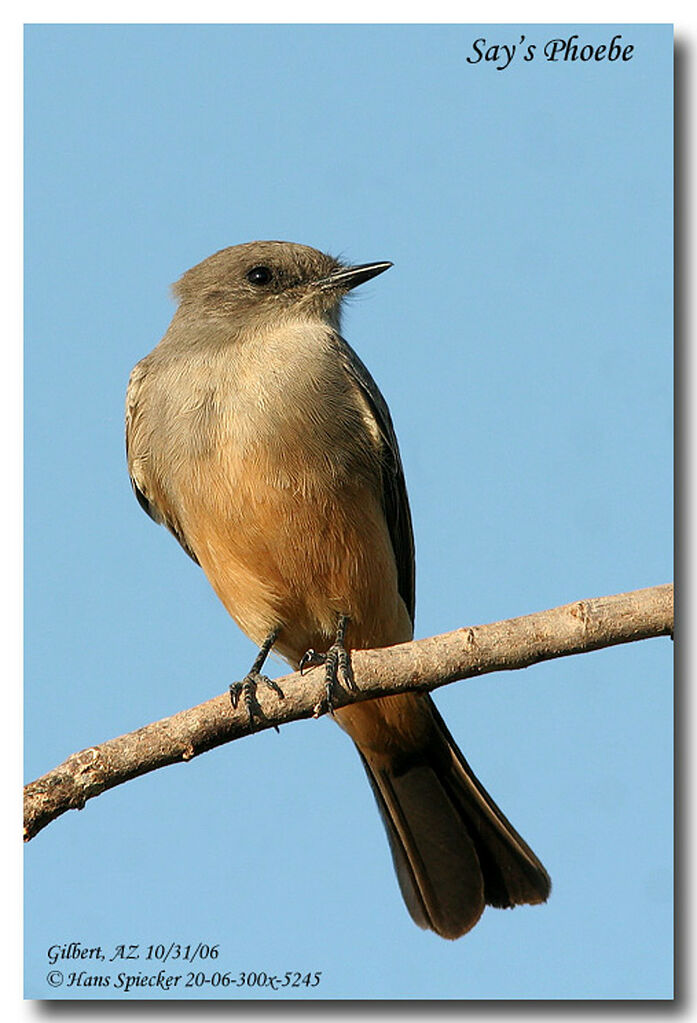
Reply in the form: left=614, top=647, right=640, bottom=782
left=143, top=318, right=384, bottom=501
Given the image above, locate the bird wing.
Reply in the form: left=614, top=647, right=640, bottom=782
left=338, top=338, right=416, bottom=626
left=125, top=359, right=200, bottom=564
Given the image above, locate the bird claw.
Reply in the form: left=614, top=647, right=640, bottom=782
left=303, top=629, right=356, bottom=718
left=229, top=670, right=284, bottom=732
left=299, top=648, right=324, bottom=674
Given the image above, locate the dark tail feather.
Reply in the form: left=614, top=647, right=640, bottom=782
left=358, top=696, right=551, bottom=940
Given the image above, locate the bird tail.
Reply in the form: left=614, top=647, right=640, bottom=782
left=356, top=695, right=551, bottom=939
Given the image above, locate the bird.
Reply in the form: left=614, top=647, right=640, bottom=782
left=125, top=240, right=551, bottom=939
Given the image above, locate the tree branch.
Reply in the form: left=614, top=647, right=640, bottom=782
left=24, top=583, right=673, bottom=842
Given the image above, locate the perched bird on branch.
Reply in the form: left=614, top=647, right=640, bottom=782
left=126, top=240, right=550, bottom=938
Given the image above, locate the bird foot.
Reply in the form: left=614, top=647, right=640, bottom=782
left=299, top=618, right=356, bottom=717
left=229, top=671, right=284, bottom=732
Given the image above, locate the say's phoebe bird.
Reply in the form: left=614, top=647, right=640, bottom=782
left=126, top=240, right=550, bottom=939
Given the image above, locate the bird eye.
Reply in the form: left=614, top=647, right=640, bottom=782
left=246, top=265, right=273, bottom=287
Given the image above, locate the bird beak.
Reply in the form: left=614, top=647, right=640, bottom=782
left=314, top=261, right=393, bottom=292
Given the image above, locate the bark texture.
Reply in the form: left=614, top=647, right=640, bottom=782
left=24, top=583, right=673, bottom=842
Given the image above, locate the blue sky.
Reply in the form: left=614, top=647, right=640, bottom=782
left=24, top=24, right=672, bottom=1000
